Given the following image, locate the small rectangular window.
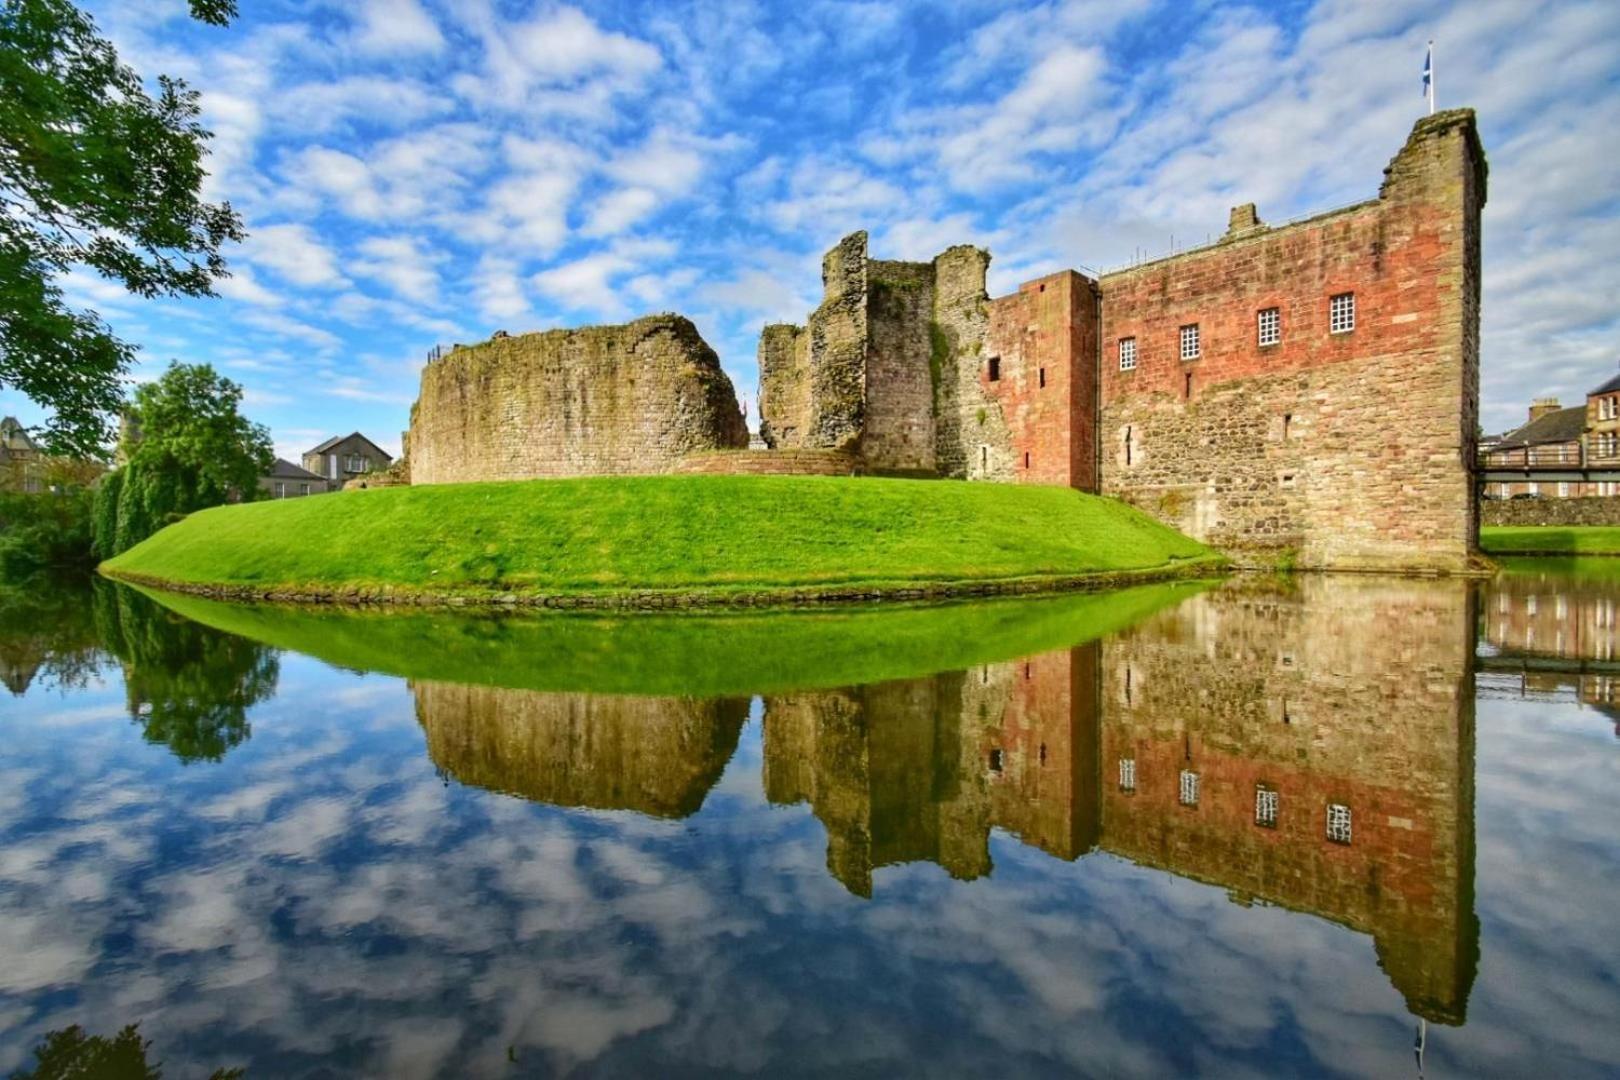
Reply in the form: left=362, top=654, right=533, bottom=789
left=1255, top=787, right=1278, bottom=828
left=1326, top=803, right=1353, bottom=843
left=987, top=356, right=1000, bottom=382
left=1023, top=451, right=1030, bottom=469
left=1118, top=337, right=1137, bottom=371
left=274, top=481, right=286, bottom=498
left=1039, top=367, right=1046, bottom=388
left=1257, top=307, right=1280, bottom=346
left=1179, top=770, right=1200, bottom=806
left=299, top=483, right=310, bottom=496
left=1330, top=292, right=1355, bottom=333
left=1118, top=759, right=1136, bottom=793
left=1180, top=323, right=1200, bottom=360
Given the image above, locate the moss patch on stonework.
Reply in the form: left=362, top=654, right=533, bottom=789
left=102, top=475, right=1219, bottom=607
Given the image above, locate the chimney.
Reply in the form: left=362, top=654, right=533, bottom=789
left=1224, top=203, right=1264, bottom=239
left=1529, top=397, right=1561, bottom=423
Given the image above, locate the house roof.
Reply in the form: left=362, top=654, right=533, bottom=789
left=1496, top=406, right=1587, bottom=449
left=1590, top=372, right=1620, bottom=397
left=0, top=417, right=39, bottom=452
left=266, top=457, right=326, bottom=481
left=307, top=431, right=392, bottom=461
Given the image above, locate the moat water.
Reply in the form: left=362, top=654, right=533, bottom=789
left=0, top=566, right=1616, bottom=1078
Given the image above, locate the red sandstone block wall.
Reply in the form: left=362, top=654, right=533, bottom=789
left=1094, top=112, right=1484, bottom=571
left=982, top=271, right=1099, bottom=491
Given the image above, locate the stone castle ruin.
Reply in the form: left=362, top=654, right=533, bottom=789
left=404, top=110, right=1486, bottom=572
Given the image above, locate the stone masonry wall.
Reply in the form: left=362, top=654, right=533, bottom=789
left=864, top=259, right=939, bottom=472
left=981, top=271, right=1100, bottom=490
left=1097, top=110, right=1486, bottom=572
left=1481, top=495, right=1620, bottom=528
left=408, top=314, right=747, bottom=484
left=930, top=245, right=1005, bottom=480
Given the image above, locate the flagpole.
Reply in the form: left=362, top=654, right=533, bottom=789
left=1429, top=39, right=1435, bottom=115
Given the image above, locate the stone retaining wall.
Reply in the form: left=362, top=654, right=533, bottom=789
left=1482, top=496, right=1620, bottom=528
left=673, top=449, right=860, bottom=476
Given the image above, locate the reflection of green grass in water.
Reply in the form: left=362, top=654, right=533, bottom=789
left=134, top=580, right=1214, bottom=697
left=1491, top=556, right=1620, bottom=591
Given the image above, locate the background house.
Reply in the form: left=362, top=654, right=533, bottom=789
left=1, top=417, right=103, bottom=494
left=259, top=459, right=331, bottom=499
left=0, top=417, right=44, bottom=493
left=1487, top=374, right=1620, bottom=498
left=302, top=433, right=392, bottom=488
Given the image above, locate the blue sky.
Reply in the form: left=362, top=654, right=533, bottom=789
left=2, top=0, right=1617, bottom=460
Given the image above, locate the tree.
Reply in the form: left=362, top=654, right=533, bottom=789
left=0, top=0, right=244, bottom=459
left=94, top=361, right=270, bottom=555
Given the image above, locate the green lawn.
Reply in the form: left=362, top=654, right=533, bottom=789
left=101, top=475, right=1218, bottom=603
left=1481, top=525, right=1620, bottom=556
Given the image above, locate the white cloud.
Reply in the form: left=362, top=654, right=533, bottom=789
left=351, top=235, right=444, bottom=305
left=350, top=0, right=446, bottom=57
left=215, top=266, right=285, bottom=308
left=583, top=188, right=661, bottom=238
left=245, top=224, right=347, bottom=289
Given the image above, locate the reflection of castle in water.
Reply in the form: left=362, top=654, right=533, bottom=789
left=411, top=577, right=1478, bottom=1025
left=765, top=576, right=1478, bottom=1026
left=413, top=683, right=748, bottom=819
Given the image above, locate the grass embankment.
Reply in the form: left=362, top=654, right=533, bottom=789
left=102, top=475, right=1220, bottom=607
left=1481, top=526, right=1620, bottom=557
left=137, top=579, right=1212, bottom=697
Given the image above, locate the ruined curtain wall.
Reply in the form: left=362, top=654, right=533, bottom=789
left=409, top=315, right=747, bottom=484
left=1097, top=111, right=1486, bottom=572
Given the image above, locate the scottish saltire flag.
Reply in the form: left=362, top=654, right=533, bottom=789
left=1423, top=42, right=1432, bottom=99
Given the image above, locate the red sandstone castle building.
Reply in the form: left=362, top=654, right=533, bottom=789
left=759, top=110, right=1486, bottom=573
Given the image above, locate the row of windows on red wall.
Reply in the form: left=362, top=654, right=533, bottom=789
left=1115, top=292, right=1357, bottom=371
left=980, top=293, right=1357, bottom=382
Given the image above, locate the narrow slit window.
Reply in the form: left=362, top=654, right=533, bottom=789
left=1184, top=372, right=1193, bottom=399
left=1023, top=451, right=1030, bottom=469
left=1180, top=323, right=1200, bottom=360
left=1258, top=307, right=1281, bottom=346
left=987, top=356, right=1001, bottom=381
left=1330, top=292, right=1355, bottom=334
left=1124, top=426, right=1133, bottom=466
left=1118, top=337, right=1137, bottom=371
left=989, top=749, right=1003, bottom=773
left=1039, top=367, right=1046, bottom=388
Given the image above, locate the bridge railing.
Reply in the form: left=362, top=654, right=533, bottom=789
left=1478, top=439, right=1620, bottom=469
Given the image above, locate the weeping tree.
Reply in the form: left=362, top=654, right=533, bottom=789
left=1, top=0, right=244, bottom=459
left=93, top=361, right=271, bottom=557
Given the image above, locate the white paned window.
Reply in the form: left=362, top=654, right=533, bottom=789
left=1179, top=770, right=1200, bottom=806
left=1119, top=337, right=1137, bottom=371
left=1255, top=787, right=1279, bottom=828
left=1559, top=482, right=1571, bottom=497
left=1119, top=758, right=1136, bottom=793
left=1330, top=292, right=1356, bottom=333
left=1257, top=307, right=1280, bottom=346
left=1180, top=324, right=1200, bottom=360
left=1326, top=803, right=1353, bottom=844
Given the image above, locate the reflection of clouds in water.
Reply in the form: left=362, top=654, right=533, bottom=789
left=0, top=661, right=1618, bottom=1077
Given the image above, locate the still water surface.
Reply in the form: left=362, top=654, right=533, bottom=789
left=0, top=569, right=1616, bottom=1077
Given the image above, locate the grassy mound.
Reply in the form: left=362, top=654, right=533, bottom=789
left=102, top=475, right=1218, bottom=604
left=1482, top=525, right=1620, bottom=557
